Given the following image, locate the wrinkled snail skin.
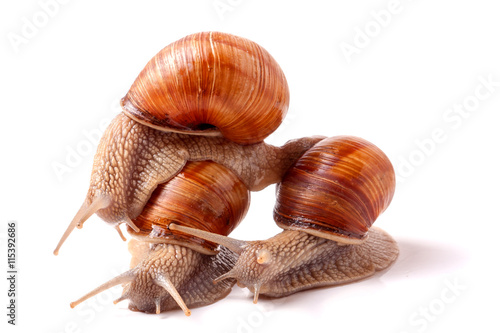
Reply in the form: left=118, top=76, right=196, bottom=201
left=53, top=112, right=324, bottom=255
left=69, top=161, right=250, bottom=315
left=169, top=135, right=399, bottom=303
left=89, top=113, right=323, bottom=225
left=168, top=225, right=398, bottom=304
left=145, top=245, right=237, bottom=313
left=70, top=243, right=237, bottom=315
left=216, top=228, right=397, bottom=301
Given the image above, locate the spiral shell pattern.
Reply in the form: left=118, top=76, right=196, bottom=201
left=274, top=136, right=395, bottom=244
left=129, top=161, right=250, bottom=254
left=122, top=31, right=289, bottom=145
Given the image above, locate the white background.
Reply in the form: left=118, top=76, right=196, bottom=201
left=1, top=0, right=499, bottom=332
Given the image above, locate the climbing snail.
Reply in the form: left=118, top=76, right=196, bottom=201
left=69, top=161, right=250, bottom=315
left=170, top=136, right=399, bottom=303
left=122, top=31, right=288, bottom=144
left=53, top=31, right=324, bottom=254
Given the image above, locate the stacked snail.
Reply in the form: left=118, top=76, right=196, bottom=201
left=54, top=31, right=398, bottom=315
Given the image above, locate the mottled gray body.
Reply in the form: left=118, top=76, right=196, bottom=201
left=89, top=113, right=323, bottom=225
left=233, top=227, right=398, bottom=299
left=124, top=244, right=237, bottom=313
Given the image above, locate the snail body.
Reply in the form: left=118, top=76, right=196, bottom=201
left=70, top=161, right=250, bottom=315
left=171, top=136, right=399, bottom=303
left=53, top=31, right=323, bottom=255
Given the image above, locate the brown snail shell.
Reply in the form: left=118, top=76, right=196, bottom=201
left=166, top=135, right=399, bottom=303
left=127, top=160, right=251, bottom=254
left=274, top=135, right=396, bottom=244
left=121, top=31, right=289, bottom=145
left=68, top=160, right=249, bottom=315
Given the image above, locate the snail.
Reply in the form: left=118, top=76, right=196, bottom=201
left=53, top=31, right=324, bottom=255
left=170, top=136, right=399, bottom=303
left=68, top=160, right=251, bottom=315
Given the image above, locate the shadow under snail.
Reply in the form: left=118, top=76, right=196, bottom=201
left=171, top=136, right=399, bottom=303
left=53, top=31, right=323, bottom=255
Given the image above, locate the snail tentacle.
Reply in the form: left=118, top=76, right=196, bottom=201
left=153, top=273, right=191, bottom=316
left=69, top=268, right=137, bottom=309
left=53, top=194, right=111, bottom=255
